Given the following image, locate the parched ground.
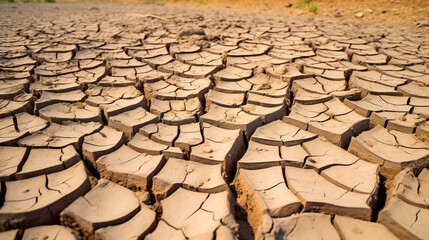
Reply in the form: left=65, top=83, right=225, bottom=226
left=0, top=2, right=428, bottom=240
left=167, top=0, right=429, bottom=29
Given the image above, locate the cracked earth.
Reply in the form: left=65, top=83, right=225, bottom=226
left=0, top=2, right=428, bottom=240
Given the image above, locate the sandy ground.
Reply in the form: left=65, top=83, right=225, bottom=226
left=0, top=2, right=428, bottom=239
left=162, top=0, right=429, bottom=30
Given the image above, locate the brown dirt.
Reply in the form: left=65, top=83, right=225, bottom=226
left=165, top=0, right=429, bottom=30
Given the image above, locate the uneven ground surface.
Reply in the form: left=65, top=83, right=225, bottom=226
left=167, top=0, right=429, bottom=29
left=0, top=2, right=428, bottom=240
left=43, top=0, right=429, bottom=30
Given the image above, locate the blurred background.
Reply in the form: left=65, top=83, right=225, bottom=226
left=0, top=0, right=428, bottom=28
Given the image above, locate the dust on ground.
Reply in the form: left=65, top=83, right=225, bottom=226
left=165, top=0, right=429, bottom=31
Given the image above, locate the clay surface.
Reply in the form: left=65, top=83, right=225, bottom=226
left=0, top=3, right=428, bottom=239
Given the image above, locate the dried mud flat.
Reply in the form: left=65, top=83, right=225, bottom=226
left=0, top=2, right=428, bottom=240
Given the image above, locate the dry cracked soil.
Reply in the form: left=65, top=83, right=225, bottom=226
left=0, top=2, right=428, bottom=240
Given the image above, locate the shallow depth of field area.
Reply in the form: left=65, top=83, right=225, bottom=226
left=0, top=1, right=428, bottom=240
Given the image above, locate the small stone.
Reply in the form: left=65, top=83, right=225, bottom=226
left=355, top=12, right=364, bottom=18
